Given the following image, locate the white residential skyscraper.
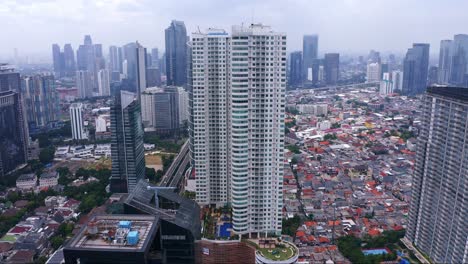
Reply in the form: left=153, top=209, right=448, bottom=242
left=98, top=69, right=110, bottom=96
left=366, top=62, right=381, bottom=83
left=69, top=103, right=86, bottom=140
left=76, top=70, right=92, bottom=98
left=190, top=24, right=286, bottom=236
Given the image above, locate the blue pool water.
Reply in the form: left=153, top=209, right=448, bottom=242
left=362, top=248, right=389, bottom=255
left=219, top=223, right=232, bottom=237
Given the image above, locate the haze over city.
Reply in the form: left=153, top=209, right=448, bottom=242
left=1, top=0, right=467, bottom=58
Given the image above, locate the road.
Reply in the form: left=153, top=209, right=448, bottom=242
left=159, top=141, right=190, bottom=189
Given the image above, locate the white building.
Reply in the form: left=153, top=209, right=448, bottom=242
left=191, top=24, right=285, bottom=235
left=95, top=115, right=108, bottom=133
left=318, top=120, right=331, bottom=130
left=76, top=70, right=92, bottom=98
left=39, top=172, right=58, bottom=188
left=16, top=174, right=37, bottom=190
left=94, top=144, right=111, bottom=157
left=297, top=104, right=328, bottom=116
left=97, top=69, right=110, bottom=96
left=69, top=103, right=87, bottom=140
left=380, top=72, right=393, bottom=95
left=136, top=42, right=146, bottom=102
left=366, top=62, right=381, bottom=83
left=177, top=87, right=189, bottom=125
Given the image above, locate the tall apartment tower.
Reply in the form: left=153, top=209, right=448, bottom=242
left=402, top=43, right=430, bottom=96
left=97, top=69, right=111, bottom=96
left=302, top=35, right=318, bottom=81
left=76, top=70, right=92, bottom=98
left=406, top=87, right=467, bottom=263
left=109, top=91, right=145, bottom=193
left=438, top=40, right=452, bottom=84
left=0, top=90, right=28, bottom=177
left=165, top=20, right=188, bottom=86
left=135, top=42, right=147, bottom=101
left=63, top=44, right=76, bottom=77
left=69, top=103, right=86, bottom=140
left=190, top=24, right=285, bottom=235
left=366, top=62, right=381, bottom=83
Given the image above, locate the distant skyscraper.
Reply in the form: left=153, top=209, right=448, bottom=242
left=406, top=86, right=467, bottom=264
left=366, top=62, right=381, bottom=83
left=449, top=34, right=468, bottom=86
left=145, top=67, right=161, bottom=87
left=289, top=51, right=302, bottom=87
left=21, top=75, right=60, bottom=131
left=0, top=64, right=21, bottom=92
left=123, top=42, right=138, bottom=91
left=177, top=87, right=188, bottom=125
left=110, top=91, right=145, bottom=193
left=0, top=90, right=28, bottom=177
left=136, top=42, right=147, bottom=100
left=428, top=66, right=438, bottom=85
left=191, top=24, right=285, bottom=235
left=324, top=53, right=340, bottom=85
left=402, top=43, right=430, bottom=96
left=76, top=35, right=103, bottom=92
left=141, top=87, right=180, bottom=131
left=367, top=50, right=381, bottom=63
left=63, top=44, right=76, bottom=77
left=379, top=72, right=393, bottom=95
left=151, top=48, right=159, bottom=68
left=98, top=69, right=111, bottom=96
left=165, top=20, right=188, bottom=86
left=438, top=40, right=452, bottom=84
left=76, top=70, right=92, bottom=98
left=302, top=35, right=318, bottom=81
left=69, top=103, right=86, bottom=140
left=391, top=70, right=403, bottom=92
left=109, top=45, right=123, bottom=74
left=52, top=44, right=65, bottom=77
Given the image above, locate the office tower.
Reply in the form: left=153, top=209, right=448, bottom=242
left=76, top=70, right=92, bottom=98
left=69, top=103, right=86, bottom=140
left=391, top=70, right=403, bottom=92
left=177, top=87, right=188, bottom=125
left=379, top=72, right=393, bottom=95
left=52, top=44, right=65, bottom=77
left=366, top=62, right=381, bottom=83
left=324, top=53, right=340, bottom=85
left=109, top=45, right=123, bottom=74
left=191, top=24, right=285, bottom=235
left=77, top=35, right=103, bottom=92
left=0, top=64, right=21, bottom=92
left=165, top=20, right=188, bottom=86
left=302, top=35, right=318, bottom=81
left=449, top=34, right=468, bottom=85
left=438, top=40, right=452, bottom=84
left=289, top=51, right=302, bottom=87
left=123, top=42, right=138, bottom=90
left=428, top=66, right=438, bottom=85
left=136, top=42, right=147, bottom=100
left=140, top=87, right=180, bottom=131
left=21, top=75, right=60, bottom=131
left=406, top=87, right=467, bottom=264
left=0, top=90, right=28, bottom=177
left=109, top=91, right=145, bottom=193
left=318, top=65, right=325, bottom=82
left=63, top=44, right=76, bottom=77
left=402, top=43, right=430, bottom=96
left=146, top=67, right=161, bottom=87
left=151, top=48, right=159, bottom=67
left=160, top=53, right=166, bottom=78
left=98, top=69, right=110, bottom=96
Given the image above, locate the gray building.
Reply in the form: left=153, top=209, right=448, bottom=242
left=406, top=86, right=467, bottom=264
left=0, top=90, right=28, bottom=177
left=165, top=20, right=188, bottom=86
left=289, top=51, right=303, bottom=87
left=63, top=44, right=76, bottom=77
left=21, top=75, right=60, bottom=132
left=0, top=64, right=21, bottom=92
left=52, top=44, right=65, bottom=78
left=302, top=35, right=318, bottom=82
left=141, top=87, right=180, bottom=132
left=109, top=45, right=123, bottom=75
left=438, top=39, right=452, bottom=84
left=324, top=53, right=340, bottom=85
left=109, top=91, right=145, bottom=193
left=402, top=43, right=430, bottom=96
left=449, top=34, right=468, bottom=86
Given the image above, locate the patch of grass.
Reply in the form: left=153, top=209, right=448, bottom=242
left=258, top=246, right=295, bottom=261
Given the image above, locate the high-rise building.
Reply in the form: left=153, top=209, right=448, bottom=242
left=406, top=86, right=467, bottom=264
left=140, top=87, right=181, bottom=131
left=109, top=91, right=145, bottom=193
left=428, top=66, right=439, bottom=85
left=391, top=70, right=403, bottom=92
left=0, top=64, right=21, bottom=92
left=449, top=34, right=468, bottom=86
left=177, top=87, right=189, bottom=125
left=289, top=51, right=302, bottom=87
left=76, top=35, right=103, bottom=92
left=76, top=70, right=92, bottom=98
left=21, top=75, right=60, bottom=132
left=402, top=43, right=430, bottom=96
left=146, top=67, right=161, bottom=87
left=165, top=20, right=188, bottom=86
left=190, top=24, right=285, bottom=235
left=63, top=44, right=76, bottom=77
left=324, top=53, right=340, bottom=85
left=109, top=45, right=123, bottom=74
left=438, top=39, right=452, bottom=84
left=52, top=44, right=65, bottom=77
left=302, top=35, right=318, bottom=81
left=366, top=62, right=381, bottom=83
left=98, top=69, right=110, bottom=96
left=136, top=42, right=147, bottom=100
left=69, top=103, right=86, bottom=140
left=151, top=48, right=159, bottom=68
left=0, top=90, right=28, bottom=177
left=367, top=50, right=381, bottom=63
left=379, top=72, right=393, bottom=95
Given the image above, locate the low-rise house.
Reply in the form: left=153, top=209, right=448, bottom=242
left=14, top=232, right=49, bottom=255
left=7, top=249, right=35, bottom=264
left=15, top=174, right=37, bottom=191
left=39, top=172, right=59, bottom=189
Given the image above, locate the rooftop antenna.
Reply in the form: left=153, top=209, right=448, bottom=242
left=251, top=8, right=255, bottom=25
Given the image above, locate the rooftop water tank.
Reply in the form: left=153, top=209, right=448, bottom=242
left=127, top=231, right=139, bottom=246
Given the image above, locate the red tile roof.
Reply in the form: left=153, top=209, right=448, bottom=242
left=8, top=225, right=31, bottom=234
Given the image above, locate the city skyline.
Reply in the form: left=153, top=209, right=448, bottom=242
left=1, top=0, right=467, bottom=58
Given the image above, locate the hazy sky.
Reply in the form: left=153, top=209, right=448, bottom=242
left=1, top=0, right=467, bottom=58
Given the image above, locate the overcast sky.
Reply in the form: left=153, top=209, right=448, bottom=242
left=1, top=0, right=467, bottom=58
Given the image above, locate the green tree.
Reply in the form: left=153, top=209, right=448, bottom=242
left=286, top=145, right=301, bottom=154
left=50, top=236, right=65, bottom=250
left=39, top=146, right=55, bottom=164
left=282, top=215, right=301, bottom=236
